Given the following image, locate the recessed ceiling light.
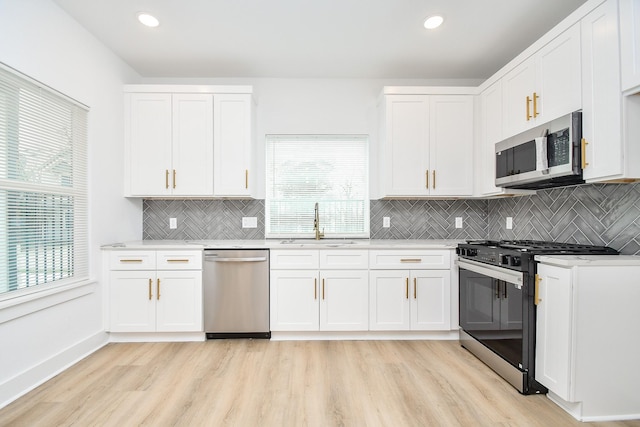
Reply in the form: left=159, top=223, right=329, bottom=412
left=137, top=13, right=159, bottom=28
left=424, top=15, right=444, bottom=30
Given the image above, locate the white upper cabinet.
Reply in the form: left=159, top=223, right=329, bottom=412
left=125, top=93, right=213, bottom=197
left=124, top=85, right=254, bottom=198
left=502, top=24, right=581, bottom=137
left=581, top=0, right=640, bottom=182
left=213, top=94, right=254, bottom=197
left=378, top=90, right=474, bottom=198
left=620, top=0, right=640, bottom=92
left=125, top=93, right=173, bottom=196
left=172, top=94, right=215, bottom=196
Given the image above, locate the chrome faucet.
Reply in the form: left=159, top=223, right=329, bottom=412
left=313, top=202, right=324, bottom=240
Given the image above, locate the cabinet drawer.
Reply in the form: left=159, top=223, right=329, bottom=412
left=271, top=250, right=320, bottom=269
left=369, top=250, right=451, bottom=269
left=157, top=250, right=202, bottom=270
left=320, top=250, right=369, bottom=269
left=109, top=251, right=156, bottom=270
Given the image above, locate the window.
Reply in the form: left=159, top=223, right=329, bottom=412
left=265, top=135, right=369, bottom=238
left=0, top=63, right=88, bottom=296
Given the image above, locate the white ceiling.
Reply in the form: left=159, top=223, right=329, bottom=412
left=53, top=0, right=588, bottom=80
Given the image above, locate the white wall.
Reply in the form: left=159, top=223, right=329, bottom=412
left=0, top=0, right=141, bottom=407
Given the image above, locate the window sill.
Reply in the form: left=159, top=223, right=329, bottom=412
left=0, top=279, right=96, bottom=325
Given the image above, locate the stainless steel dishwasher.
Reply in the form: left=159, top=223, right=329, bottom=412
left=203, top=249, right=270, bottom=339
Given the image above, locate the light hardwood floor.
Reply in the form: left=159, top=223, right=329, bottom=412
left=1, top=340, right=639, bottom=427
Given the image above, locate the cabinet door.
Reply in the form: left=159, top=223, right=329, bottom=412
left=581, top=0, right=623, bottom=181
left=502, top=58, right=536, bottom=137
left=369, top=271, right=410, bottom=330
left=320, top=270, right=368, bottom=331
left=270, top=270, right=319, bottom=331
left=155, top=270, right=203, bottom=332
left=127, top=93, right=172, bottom=196
left=536, top=23, right=582, bottom=122
left=478, top=81, right=504, bottom=196
left=213, top=94, right=253, bottom=197
left=535, top=265, right=573, bottom=401
left=410, top=270, right=450, bottom=331
left=109, top=271, right=156, bottom=332
left=620, top=0, right=640, bottom=91
left=381, top=95, right=430, bottom=196
left=171, top=94, right=214, bottom=196
left=429, top=95, right=474, bottom=196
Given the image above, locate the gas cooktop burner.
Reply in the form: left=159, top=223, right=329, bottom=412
left=465, top=239, right=618, bottom=253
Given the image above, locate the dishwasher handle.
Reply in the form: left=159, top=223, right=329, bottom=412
left=204, top=256, right=268, bottom=262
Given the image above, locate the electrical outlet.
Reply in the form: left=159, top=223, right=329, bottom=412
left=506, top=217, right=513, bottom=229
left=383, top=217, right=391, bottom=228
left=242, top=217, right=258, bottom=228
left=169, top=218, right=177, bottom=229
left=455, top=217, right=463, bottom=228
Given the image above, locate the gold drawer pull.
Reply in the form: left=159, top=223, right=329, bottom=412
left=400, top=258, right=422, bottom=263
left=120, top=259, right=143, bottom=263
left=166, top=259, right=190, bottom=263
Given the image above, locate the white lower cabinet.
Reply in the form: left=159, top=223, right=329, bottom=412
left=369, top=269, right=450, bottom=331
left=108, top=250, right=203, bottom=333
left=270, top=249, right=369, bottom=332
left=368, top=250, right=451, bottom=331
left=535, top=256, right=640, bottom=421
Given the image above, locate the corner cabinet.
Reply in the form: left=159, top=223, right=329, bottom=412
left=502, top=23, right=581, bottom=137
left=107, top=250, right=203, bottom=334
left=378, top=89, right=474, bottom=198
left=270, top=249, right=369, bottom=332
left=581, top=0, right=640, bottom=182
left=535, top=256, right=640, bottom=421
left=620, top=0, right=640, bottom=92
left=124, top=86, right=255, bottom=198
left=368, top=250, right=451, bottom=331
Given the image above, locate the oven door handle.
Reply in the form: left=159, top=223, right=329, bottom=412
left=457, top=258, right=524, bottom=286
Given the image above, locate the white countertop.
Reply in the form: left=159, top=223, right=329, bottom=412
left=535, top=254, right=640, bottom=267
left=101, top=239, right=463, bottom=250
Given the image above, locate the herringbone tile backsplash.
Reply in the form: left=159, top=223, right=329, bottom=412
left=488, top=183, right=640, bottom=255
left=143, top=183, right=640, bottom=254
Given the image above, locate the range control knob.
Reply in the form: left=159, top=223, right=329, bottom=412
left=500, top=254, right=510, bottom=265
left=510, top=256, right=521, bottom=266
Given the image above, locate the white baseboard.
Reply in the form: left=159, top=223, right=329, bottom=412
left=0, top=331, right=108, bottom=410
left=108, top=332, right=206, bottom=342
left=270, top=330, right=460, bottom=341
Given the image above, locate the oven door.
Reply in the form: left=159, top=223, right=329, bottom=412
left=458, top=258, right=524, bottom=369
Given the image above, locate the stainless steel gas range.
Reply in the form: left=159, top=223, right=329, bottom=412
left=456, top=240, right=618, bottom=395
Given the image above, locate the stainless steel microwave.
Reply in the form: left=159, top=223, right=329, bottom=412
left=495, top=111, right=583, bottom=190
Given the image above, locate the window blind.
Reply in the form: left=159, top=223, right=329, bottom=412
left=265, top=135, right=369, bottom=238
left=0, top=63, right=88, bottom=295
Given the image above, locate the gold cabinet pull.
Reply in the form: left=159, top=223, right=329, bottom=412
left=165, top=170, right=169, bottom=189
left=534, top=274, right=542, bottom=305
left=432, top=170, right=436, bottom=189
left=400, top=258, right=421, bottom=263
left=120, top=259, right=143, bottom=263
left=406, top=278, right=409, bottom=299
left=426, top=170, right=429, bottom=189
left=533, top=92, right=540, bottom=118
left=526, top=96, right=532, bottom=121
left=322, top=279, right=325, bottom=300
left=413, top=277, right=417, bottom=299
left=245, top=169, right=249, bottom=189
left=148, top=278, right=152, bottom=300
left=157, top=278, right=161, bottom=300
left=166, top=259, right=189, bottom=263
left=314, top=278, right=317, bottom=300
left=172, top=169, right=176, bottom=189
left=581, top=138, right=589, bottom=170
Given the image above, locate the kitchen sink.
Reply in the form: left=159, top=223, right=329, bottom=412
left=279, top=239, right=363, bottom=247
